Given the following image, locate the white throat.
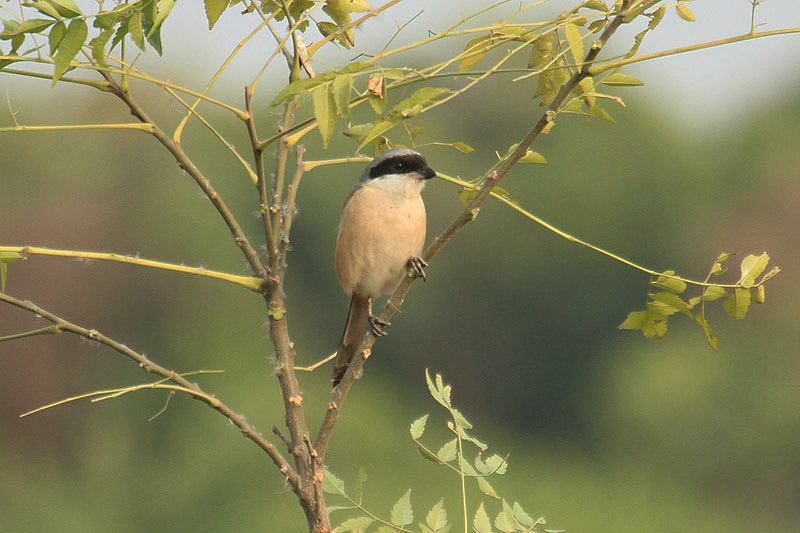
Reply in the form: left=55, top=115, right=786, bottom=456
left=366, top=173, right=426, bottom=199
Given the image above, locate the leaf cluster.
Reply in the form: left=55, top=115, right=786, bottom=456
left=323, top=372, right=557, bottom=533
left=619, top=253, right=780, bottom=349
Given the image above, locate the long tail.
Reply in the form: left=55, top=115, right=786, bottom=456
left=332, top=293, right=370, bottom=387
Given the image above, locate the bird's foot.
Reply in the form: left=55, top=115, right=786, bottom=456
left=368, top=315, right=390, bottom=337
left=408, top=256, right=428, bottom=281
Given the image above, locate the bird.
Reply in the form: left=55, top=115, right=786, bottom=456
left=332, top=148, right=436, bottom=387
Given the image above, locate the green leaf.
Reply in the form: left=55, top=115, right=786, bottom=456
left=695, top=312, right=719, bottom=350
left=738, top=253, right=769, bottom=288
left=459, top=34, right=490, bottom=72
left=204, top=0, right=229, bottom=30
left=357, top=120, right=398, bottom=151
left=390, top=87, right=450, bottom=118
left=128, top=10, right=146, bottom=51
left=459, top=188, right=476, bottom=207
left=337, top=516, right=373, bottom=532
left=367, top=85, right=387, bottom=114
left=47, top=0, right=82, bottom=18
left=52, top=18, right=86, bottom=85
left=89, top=25, right=114, bottom=67
left=410, top=414, right=429, bottom=439
left=426, top=370, right=452, bottom=408
left=723, top=287, right=751, bottom=320
left=648, top=6, right=667, bottom=30
left=47, top=20, right=66, bottom=55
left=313, top=84, right=337, bottom=149
left=649, top=292, right=692, bottom=317
left=270, top=75, right=336, bottom=106
left=529, top=33, right=555, bottom=69
left=564, top=23, right=584, bottom=66
left=587, top=104, right=615, bottom=122
left=12, top=19, right=55, bottom=35
left=140, top=11, right=163, bottom=55
left=676, top=4, right=696, bottom=22
left=519, top=150, right=547, bottom=164
left=601, top=73, right=644, bottom=86
left=473, top=502, right=493, bottom=533
left=588, top=18, right=607, bottom=33
left=437, top=439, right=458, bottom=463
left=753, top=284, right=766, bottom=304
left=147, top=0, right=176, bottom=38
left=390, top=489, right=413, bottom=527
left=494, top=502, right=516, bottom=531
left=481, top=454, right=507, bottom=475
left=512, top=502, right=537, bottom=528
left=332, top=74, right=352, bottom=122
left=425, top=498, right=448, bottom=532
left=0, top=252, right=25, bottom=292
left=322, top=468, right=345, bottom=495
left=477, top=476, right=499, bottom=499
left=619, top=309, right=668, bottom=339
left=582, top=0, right=609, bottom=12
left=451, top=142, right=474, bottom=153
left=652, top=271, right=686, bottom=294
left=28, top=1, right=63, bottom=20
left=417, top=444, right=439, bottom=463
left=702, top=285, right=728, bottom=302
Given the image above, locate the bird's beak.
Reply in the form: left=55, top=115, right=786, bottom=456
left=422, top=167, right=436, bottom=180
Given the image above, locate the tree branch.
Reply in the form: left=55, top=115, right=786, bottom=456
left=314, top=0, right=634, bottom=459
left=0, top=291, right=301, bottom=493
left=98, top=71, right=268, bottom=283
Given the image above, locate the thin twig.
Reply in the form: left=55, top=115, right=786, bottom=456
left=315, top=0, right=634, bottom=460
left=0, top=291, right=301, bottom=493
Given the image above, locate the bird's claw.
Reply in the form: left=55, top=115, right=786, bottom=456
left=368, top=315, right=390, bottom=337
left=408, top=257, right=428, bottom=281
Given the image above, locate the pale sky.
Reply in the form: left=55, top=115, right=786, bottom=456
left=4, top=1, right=800, bottom=132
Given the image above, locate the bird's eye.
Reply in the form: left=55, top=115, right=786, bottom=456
left=393, top=161, right=405, bottom=171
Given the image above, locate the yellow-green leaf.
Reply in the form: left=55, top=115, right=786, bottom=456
left=753, top=284, right=766, bottom=304
left=336, top=516, right=373, bottom=532
left=473, top=502, right=493, bottom=533
left=529, top=33, right=555, bottom=69
left=204, top=0, right=229, bottom=30
left=520, top=151, right=547, bottom=164
left=723, top=287, right=751, bottom=320
left=52, top=18, right=86, bottom=85
left=312, top=84, right=337, bottom=149
left=357, top=119, right=397, bottom=151
left=564, top=23, right=584, bottom=66
left=738, top=252, right=769, bottom=288
left=695, top=313, right=719, bottom=350
left=128, top=10, right=145, bottom=51
left=702, top=285, right=728, bottom=302
left=451, top=142, right=474, bottom=153
left=390, top=489, right=413, bottom=527
left=459, top=34, right=490, bottom=72
left=148, top=0, right=176, bottom=38
left=48, top=20, right=66, bottom=55
left=48, top=0, right=82, bottom=17
left=409, top=414, right=428, bottom=439
left=676, top=4, right=696, bottom=22
left=650, top=291, right=692, bottom=317
left=425, top=499, right=448, bottom=531
left=332, top=74, right=352, bottom=122
left=649, top=6, right=666, bottom=30
left=653, top=271, right=686, bottom=294
left=601, top=73, right=644, bottom=86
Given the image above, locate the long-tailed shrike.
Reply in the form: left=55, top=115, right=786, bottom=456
left=332, top=148, right=436, bottom=386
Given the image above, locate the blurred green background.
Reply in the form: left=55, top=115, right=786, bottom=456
left=2, top=1, right=799, bottom=531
